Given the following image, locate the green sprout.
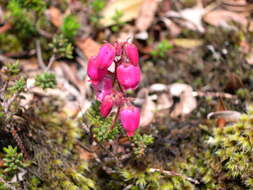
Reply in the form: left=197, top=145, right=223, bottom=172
left=8, top=77, right=26, bottom=93
left=3, top=146, right=28, bottom=175
left=151, top=40, right=173, bottom=58
left=5, top=61, right=21, bottom=76
left=111, top=9, right=124, bottom=32
left=35, top=72, right=56, bottom=89
left=89, top=0, right=106, bottom=26
left=130, top=133, right=154, bottom=156
left=60, top=15, right=80, bottom=40
left=49, top=34, right=74, bottom=59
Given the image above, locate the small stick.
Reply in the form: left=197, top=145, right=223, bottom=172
left=35, top=40, right=46, bottom=70
left=111, top=106, right=121, bottom=130
left=149, top=168, right=199, bottom=184
left=193, top=91, right=236, bottom=99
left=46, top=54, right=56, bottom=72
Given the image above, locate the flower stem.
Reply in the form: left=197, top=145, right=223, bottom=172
left=111, top=106, right=121, bottom=130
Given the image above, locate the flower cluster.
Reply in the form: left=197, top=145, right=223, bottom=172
left=87, top=41, right=141, bottom=136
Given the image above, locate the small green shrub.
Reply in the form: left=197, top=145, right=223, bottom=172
left=60, top=15, right=80, bottom=40
left=3, top=146, right=28, bottom=175
left=111, top=9, right=124, bottom=32
left=89, top=0, right=106, bottom=26
left=8, top=78, right=26, bottom=93
left=49, top=34, right=74, bottom=59
left=35, top=72, right=56, bottom=89
left=151, top=40, right=173, bottom=58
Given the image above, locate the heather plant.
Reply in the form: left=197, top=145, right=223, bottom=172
left=86, top=41, right=153, bottom=156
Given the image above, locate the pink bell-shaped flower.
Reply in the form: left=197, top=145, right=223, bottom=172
left=116, top=63, right=141, bottom=90
left=100, top=95, right=113, bottom=117
left=119, top=105, right=140, bottom=137
left=124, top=43, right=139, bottom=66
left=92, top=75, right=113, bottom=101
left=87, top=56, right=107, bottom=82
left=97, top=43, right=116, bottom=69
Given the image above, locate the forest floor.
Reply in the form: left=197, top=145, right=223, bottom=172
left=0, top=0, right=253, bottom=189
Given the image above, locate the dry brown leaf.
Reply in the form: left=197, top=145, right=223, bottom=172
left=149, top=83, right=168, bottom=92
left=0, top=23, right=11, bottom=33
left=207, top=111, right=241, bottom=122
left=172, top=38, right=203, bottom=49
left=77, top=146, right=95, bottom=161
left=166, top=5, right=206, bottom=32
left=157, top=93, right=173, bottom=110
left=47, top=7, right=63, bottom=27
left=76, top=38, right=101, bottom=59
left=203, top=10, right=250, bottom=29
left=225, top=73, right=244, bottom=92
left=135, top=0, right=159, bottom=31
left=140, top=89, right=156, bottom=127
left=100, top=0, right=144, bottom=27
left=0, top=159, right=4, bottom=167
left=161, top=18, right=181, bottom=37
left=169, top=83, right=197, bottom=118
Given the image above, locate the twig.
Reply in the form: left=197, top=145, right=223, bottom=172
left=10, top=127, right=29, bottom=160
left=123, top=184, right=133, bottom=190
left=37, top=29, right=53, bottom=39
left=0, top=176, right=17, bottom=190
left=149, top=168, right=199, bottom=184
left=3, top=93, right=29, bottom=159
left=193, top=91, right=236, bottom=99
left=46, top=54, right=56, bottom=71
left=111, top=106, right=121, bottom=130
left=97, top=141, right=122, bottom=167
left=35, top=40, right=46, bottom=70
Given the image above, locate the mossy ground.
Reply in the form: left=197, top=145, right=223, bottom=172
left=0, top=0, right=253, bottom=189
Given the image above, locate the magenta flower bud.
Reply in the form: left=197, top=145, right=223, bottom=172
left=100, top=95, right=113, bottom=117
left=97, top=43, right=116, bottom=69
left=119, top=106, right=140, bottom=137
left=92, top=75, right=113, bottom=101
left=124, top=43, right=139, bottom=66
left=116, top=63, right=141, bottom=90
left=87, top=57, right=107, bottom=82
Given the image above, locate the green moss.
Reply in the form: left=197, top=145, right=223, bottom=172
left=0, top=34, right=22, bottom=54
left=207, top=108, right=253, bottom=189
left=18, top=96, right=96, bottom=190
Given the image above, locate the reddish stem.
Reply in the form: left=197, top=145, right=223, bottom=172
left=110, top=105, right=121, bottom=130
left=113, top=60, right=124, bottom=93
